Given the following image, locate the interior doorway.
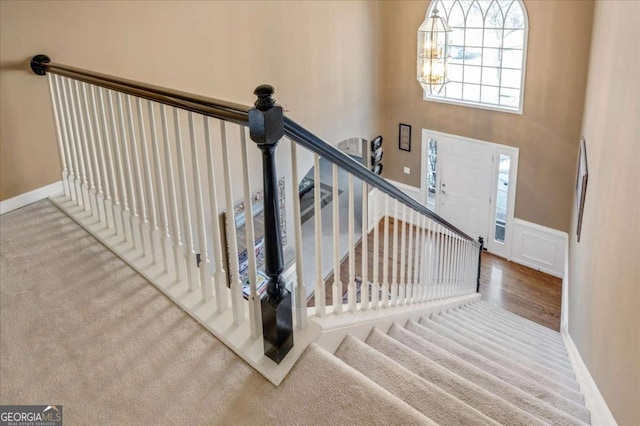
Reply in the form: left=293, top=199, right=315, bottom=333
left=421, top=130, right=519, bottom=259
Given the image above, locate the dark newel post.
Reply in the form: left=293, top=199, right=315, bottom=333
left=476, top=236, right=484, bottom=293
left=249, top=84, right=293, bottom=364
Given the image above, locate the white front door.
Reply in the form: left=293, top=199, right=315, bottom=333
left=438, top=136, right=493, bottom=242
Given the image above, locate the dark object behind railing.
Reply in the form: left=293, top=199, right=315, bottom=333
left=476, top=236, right=484, bottom=293
left=31, top=54, right=481, bottom=364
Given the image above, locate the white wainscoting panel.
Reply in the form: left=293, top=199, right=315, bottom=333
left=510, top=218, right=567, bottom=278
left=0, top=181, right=64, bottom=215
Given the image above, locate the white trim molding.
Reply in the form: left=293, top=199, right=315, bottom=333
left=510, top=218, right=566, bottom=278
left=562, top=330, right=618, bottom=426
left=386, top=178, right=423, bottom=204
left=0, top=181, right=64, bottom=215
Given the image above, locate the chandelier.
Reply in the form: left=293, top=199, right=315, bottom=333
left=417, top=7, right=452, bottom=95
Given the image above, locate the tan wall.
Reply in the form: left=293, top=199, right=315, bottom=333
left=0, top=0, right=381, bottom=201
left=568, top=1, right=640, bottom=424
left=378, top=0, right=594, bottom=232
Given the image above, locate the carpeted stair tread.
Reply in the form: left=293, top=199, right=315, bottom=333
left=418, top=316, right=579, bottom=392
left=387, top=323, right=590, bottom=424
left=472, top=300, right=565, bottom=340
left=440, top=307, right=570, bottom=359
left=410, top=318, right=584, bottom=401
left=367, top=328, right=561, bottom=425
left=451, top=305, right=569, bottom=356
left=468, top=302, right=566, bottom=345
left=434, top=310, right=574, bottom=377
left=459, top=302, right=567, bottom=349
left=335, top=334, right=498, bottom=426
left=273, top=343, right=439, bottom=425
left=465, top=300, right=566, bottom=342
left=430, top=312, right=577, bottom=380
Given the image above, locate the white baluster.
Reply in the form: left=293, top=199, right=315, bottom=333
left=444, top=230, right=453, bottom=298
left=441, top=229, right=448, bottom=298
left=290, top=141, right=308, bottom=328
left=240, top=126, right=260, bottom=337
left=371, top=189, right=380, bottom=309
left=135, top=97, right=159, bottom=263
left=203, top=116, right=228, bottom=312
left=399, top=203, right=407, bottom=305
left=423, top=218, right=432, bottom=301
left=147, top=101, right=172, bottom=273
left=91, top=86, right=115, bottom=233
left=107, top=90, right=132, bottom=244
left=172, top=108, right=198, bottom=291
left=60, top=78, right=83, bottom=207
left=391, top=199, right=399, bottom=307
left=449, top=233, right=456, bottom=298
left=72, top=80, right=98, bottom=217
left=314, top=154, right=325, bottom=316
left=219, top=121, right=244, bottom=325
left=469, top=241, right=476, bottom=293
left=97, top=87, right=123, bottom=238
left=332, top=164, right=342, bottom=314
left=79, top=83, right=106, bottom=224
left=125, top=95, right=152, bottom=258
left=458, top=239, right=464, bottom=295
left=46, top=74, right=70, bottom=199
left=68, top=79, right=91, bottom=211
left=422, top=215, right=429, bottom=301
left=159, top=104, right=185, bottom=282
left=187, top=112, right=213, bottom=302
left=451, top=236, right=458, bottom=296
left=382, top=195, right=390, bottom=308
left=57, top=77, right=78, bottom=204
left=115, top=92, right=140, bottom=250
left=348, top=174, right=356, bottom=313
left=437, top=224, right=445, bottom=299
left=414, top=213, right=424, bottom=303
left=360, top=180, right=369, bottom=311
left=406, top=209, right=414, bottom=304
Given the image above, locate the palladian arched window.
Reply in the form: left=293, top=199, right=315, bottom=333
left=425, top=0, right=529, bottom=113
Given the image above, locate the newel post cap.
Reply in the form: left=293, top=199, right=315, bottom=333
left=249, top=84, right=283, bottom=146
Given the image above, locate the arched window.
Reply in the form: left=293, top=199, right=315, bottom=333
left=425, top=0, right=529, bottom=113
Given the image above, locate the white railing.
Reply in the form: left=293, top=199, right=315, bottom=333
left=40, top=61, right=480, bottom=385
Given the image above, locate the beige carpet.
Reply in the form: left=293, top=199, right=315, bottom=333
left=1, top=200, right=592, bottom=425
left=0, top=200, right=430, bottom=425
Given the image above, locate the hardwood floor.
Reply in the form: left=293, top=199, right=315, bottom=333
left=307, top=218, right=562, bottom=331
left=479, top=251, right=562, bottom=331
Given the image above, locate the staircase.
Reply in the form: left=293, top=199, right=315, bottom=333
left=328, top=300, right=590, bottom=425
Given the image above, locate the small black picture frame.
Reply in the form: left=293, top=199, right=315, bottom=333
left=399, top=123, right=411, bottom=152
left=576, top=137, right=588, bottom=242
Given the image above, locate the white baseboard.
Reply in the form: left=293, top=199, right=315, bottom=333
left=0, top=181, right=64, bottom=215
left=562, top=330, right=618, bottom=426
left=510, top=218, right=566, bottom=278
